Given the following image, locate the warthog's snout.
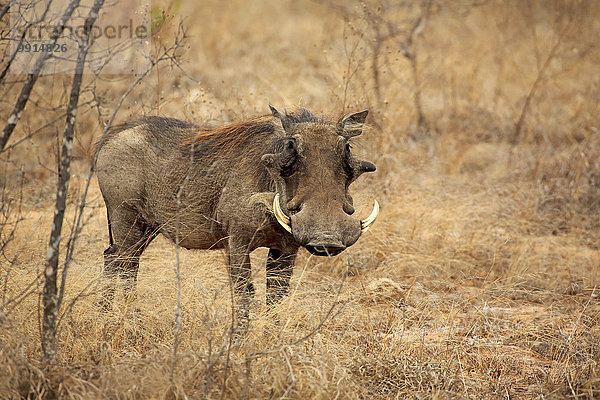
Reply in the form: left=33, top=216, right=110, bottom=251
left=273, top=194, right=379, bottom=257
left=305, top=241, right=346, bottom=256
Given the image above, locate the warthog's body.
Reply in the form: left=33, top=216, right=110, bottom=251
left=95, top=106, right=377, bottom=330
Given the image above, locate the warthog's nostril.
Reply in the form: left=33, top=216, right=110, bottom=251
left=305, top=243, right=346, bottom=257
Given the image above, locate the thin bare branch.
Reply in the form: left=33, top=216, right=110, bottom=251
left=512, top=15, right=573, bottom=144
left=0, top=1, right=12, bottom=21
left=0, top=1, right=58, bottom=83
left=0, top=0, right=80, bottom=152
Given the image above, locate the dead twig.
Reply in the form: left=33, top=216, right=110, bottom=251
left=512, top=15, right=573, bottom=144
left=1, top=0, right=81, bottom=152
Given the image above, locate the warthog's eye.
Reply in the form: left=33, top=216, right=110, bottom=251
left=263, top=138, right=299, bottom=178
left=280, top=139, right=298, bottom=177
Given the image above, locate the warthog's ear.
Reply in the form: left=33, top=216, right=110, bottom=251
left=339, top=110, right=368, bottom=137
left=269, top=104, right=291, bottom=133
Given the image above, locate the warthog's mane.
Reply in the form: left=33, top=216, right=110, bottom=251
left=184, top=115, right=273, bottom=157
left=185, top=108, right=329, bottom=191
left=184, top=108, right=327, bottom=154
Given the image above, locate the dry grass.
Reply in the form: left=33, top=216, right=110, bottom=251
left=2, top=0, right=600, bottom=398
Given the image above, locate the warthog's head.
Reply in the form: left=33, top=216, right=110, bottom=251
left=262, top=106, right=379, bottom=256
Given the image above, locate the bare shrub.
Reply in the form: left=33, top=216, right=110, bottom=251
left=535, top=133, right=600, bottom=241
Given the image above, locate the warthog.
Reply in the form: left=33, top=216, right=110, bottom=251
left=95, top=105, right=378, bottom=331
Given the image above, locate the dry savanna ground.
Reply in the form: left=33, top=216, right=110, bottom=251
left=1, top=0, right=600, bottom=398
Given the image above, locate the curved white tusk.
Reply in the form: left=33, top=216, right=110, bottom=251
left=273, top=193, right=292, bottom=234
left=360, top=200, right=379, bottom=232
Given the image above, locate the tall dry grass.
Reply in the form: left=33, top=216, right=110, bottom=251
left=1, top=0, right=600, bottom=398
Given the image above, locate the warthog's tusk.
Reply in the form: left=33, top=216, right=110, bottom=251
left=360, top=200, right=379, bottom=232
left=273, top=193, right=292, bottom=234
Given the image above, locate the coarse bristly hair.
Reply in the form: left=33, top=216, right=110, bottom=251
left=183, top=108, right=329, bottom=155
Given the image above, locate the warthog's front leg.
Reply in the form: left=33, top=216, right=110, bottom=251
left=99, top=244, right=119, bottom=312
left=226, top=238, right=255, bottom=337
left=266, top=249, right=296, bottom=309
left=99, top=245, right=143, bottom=312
